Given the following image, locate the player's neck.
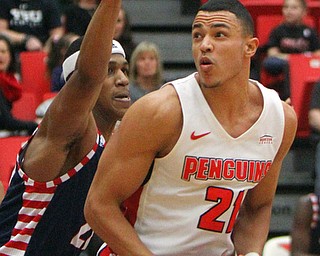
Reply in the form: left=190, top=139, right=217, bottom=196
left=93, top=112, right=118, bottom=141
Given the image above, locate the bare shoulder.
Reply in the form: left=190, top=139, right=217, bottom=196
left=282, top=101, right=298, bottom=139
left=282, top=101, right=297, bottom=123
left=120, top=84, right=182, bottom=157
left=128, top=84, right=181, bottom=126
left=267, top=101, right=296, bottom=165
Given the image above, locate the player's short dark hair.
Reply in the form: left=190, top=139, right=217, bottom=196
left=199, top=0, right=254, bottom=37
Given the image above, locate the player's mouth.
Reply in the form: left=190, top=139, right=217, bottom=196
left=114, top=93, right=131, bottom=106
left=200, top=57, right=213, bottom=71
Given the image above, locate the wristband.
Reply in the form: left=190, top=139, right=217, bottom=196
left=245, top=253, right=260, bottom=256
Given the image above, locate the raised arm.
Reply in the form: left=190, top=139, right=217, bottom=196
left=47, top=0, right=121, bottom=132
left=233, top=102, right=297, bottom=255
left=23, top=0, right=122, bottom=181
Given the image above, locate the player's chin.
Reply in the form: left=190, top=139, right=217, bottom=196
left=117, top=108, right=128, bottom=118
left=113, top=104, right=130, bottom=118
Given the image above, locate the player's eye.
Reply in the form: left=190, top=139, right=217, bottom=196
left=122, top=68, right=129, bottom=76
left=215, top=32, right=226, bottom=38
left=108, top=67, right=115, bottom=75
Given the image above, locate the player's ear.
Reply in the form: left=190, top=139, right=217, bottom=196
left=245, top=37, right=259, bottom=57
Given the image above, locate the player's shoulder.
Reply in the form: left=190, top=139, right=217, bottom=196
left=130, top=83, right=180, bottom=117
left=123, top=84, right=182, bottom=135
left=282, top=101, right=297, bottom=129
left=276, top=101, right=297, bottom=149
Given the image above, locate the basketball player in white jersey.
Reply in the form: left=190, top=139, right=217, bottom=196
left=85, top=0, right=297, bottom=255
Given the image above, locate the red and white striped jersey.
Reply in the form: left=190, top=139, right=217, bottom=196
left=0, top=132, right=105, bottom=256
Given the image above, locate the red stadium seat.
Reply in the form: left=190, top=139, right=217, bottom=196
left=289, top=54, right=320, bottom=138
left=11, top=91, right=37, bottom=121
left=19, top=51, right=50, bottom=107
left=0, top=136, right=29, bottom=191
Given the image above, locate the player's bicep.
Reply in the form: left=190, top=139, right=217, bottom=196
left=106, top=113, right=162, bottom=197
left=96, top=139, right=153, bottom=205
left=95, top=93, right=178, bottom=203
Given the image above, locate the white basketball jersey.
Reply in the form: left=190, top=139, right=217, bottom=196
left=133, top=73, right=285, bottom=256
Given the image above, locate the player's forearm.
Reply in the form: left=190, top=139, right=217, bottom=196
left=84, top=200, right=153, bottom=256
left=233, top=204, right=271, bottom=255
left=77, top=0, right=121, bottom=84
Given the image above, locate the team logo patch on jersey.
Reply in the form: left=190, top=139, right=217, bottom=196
left=190, top=131, right=211, bottom=140
left=259, top=135, right=273, bottom=144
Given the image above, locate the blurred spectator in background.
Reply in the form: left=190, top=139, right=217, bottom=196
left=47, top=33, right=79, bottom=92
left=291, top=193, right=320, bottom=255
left=309, top=82, right=320, bottom=196
left=114, top=7, right=136, bottom=62
left=129, top=41, right=164, bottom=103
left=0, top=35, right=37, bottom=136
left=62, top=0, right=99, bottom=37
left=0, top=0, right=64, bottom=54
left=262, top=0, right=320, bottom=100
